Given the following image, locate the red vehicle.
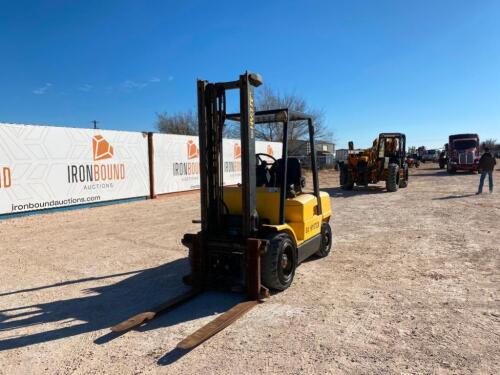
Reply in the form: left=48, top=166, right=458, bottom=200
left=406, top=154, right=420, bottom=168
left=446, top=133, right=480, bottom=173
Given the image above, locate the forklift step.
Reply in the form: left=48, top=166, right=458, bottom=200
left=111, top=289, right=200, bottom=332
left=177, top=300, right=259, bottom=350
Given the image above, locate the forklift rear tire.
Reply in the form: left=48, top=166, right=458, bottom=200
left=315, top=222, right=332, bottom=258
left=386, top=163, right=400, bottom=192
left=261, top=233, right=297, bottom=291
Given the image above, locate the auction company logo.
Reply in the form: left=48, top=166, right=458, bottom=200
left=93, top=135, right=114, bottom=161
left=173, top=139, right=200, bottom=176
left=233, top=143, right=241, bottom=159
left=0, top=167, right=12, bottom=189
left=66, top=135, right=125, bottom=190
left=224, top=142, right=241, bottom=173
left=266, top=145, right=274, bottom=156
left=187, top=139, right=199, bottom=160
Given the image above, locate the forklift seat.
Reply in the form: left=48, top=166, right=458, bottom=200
left=256, top=160, right=271, bottom=186
left=271, top=157, right=305, bottom=196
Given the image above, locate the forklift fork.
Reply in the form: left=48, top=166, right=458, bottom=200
left=110, top=236, right=269, bottom=349
left=110, top=72, right=270, bottom=351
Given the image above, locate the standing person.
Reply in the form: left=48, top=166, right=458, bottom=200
left=477, top=147, right=496, bottom=194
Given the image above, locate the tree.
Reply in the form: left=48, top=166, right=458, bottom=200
left=156, top=87, right=333, bottom=152
left=482, top=138, right=497, bottom=151
left=225, top=87, right=332, bottom=149
left=156, top=110, right=198, bottom=135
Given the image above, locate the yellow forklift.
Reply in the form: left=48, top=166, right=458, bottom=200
left=111, top=72, right=332, bottom=350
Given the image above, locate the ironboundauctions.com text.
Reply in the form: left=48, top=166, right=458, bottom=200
left=11, top=196, right=101, bottom=212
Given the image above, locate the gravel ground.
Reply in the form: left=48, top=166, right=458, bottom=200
left=0, top=165, right=498, bottom=374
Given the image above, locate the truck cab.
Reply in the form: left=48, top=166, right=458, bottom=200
left=447, top=134, right=480, bottom=173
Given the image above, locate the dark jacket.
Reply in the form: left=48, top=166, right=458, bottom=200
left=479, top=152, right=496, bottom=171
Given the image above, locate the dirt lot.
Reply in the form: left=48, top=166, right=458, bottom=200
left=0, top=165, right=498, bottom=374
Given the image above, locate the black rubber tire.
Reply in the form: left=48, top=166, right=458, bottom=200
left=340, top=164, right=354, bottom=190
left=261, top=233, right=297, bottom=291
left=386, top=163, right=400, bottom=192
left=399, top=164, right=409, bottom=188
left=315, top=222, right=332, bottom=258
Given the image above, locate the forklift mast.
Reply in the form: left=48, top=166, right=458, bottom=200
left=197, top=72, right=262, bottom=239
left=195, top=72, right=323, bottom=295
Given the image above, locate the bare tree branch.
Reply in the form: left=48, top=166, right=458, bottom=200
left=156, top=110, right=198, bottom=135
left=155, top=87, right=334, bottom=151
left=482, top=138, right=497, bottom=151
left=224, top=87, right=332, bottom=145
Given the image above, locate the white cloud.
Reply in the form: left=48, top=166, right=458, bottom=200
left=118, top=76, right=167, bottom=92
left=121, top=80, right=148, bottom=90
left=33, top=83, right=53, bottom=95
left=78, top=84, right=92, bottom=92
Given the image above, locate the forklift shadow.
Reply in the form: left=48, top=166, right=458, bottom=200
left=0, top=258, right=243, bottom=354
left=323, top=186, right=386, bottom=198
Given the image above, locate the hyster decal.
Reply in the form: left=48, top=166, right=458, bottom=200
left=305, top=221, right=320, bottom=234
left=0, top=167, right=12, bottom=189
left=93, top=135, right=114, bottom=161
left=248, top=89, right=255, bottom=132
left=67, top=135, right=125, bottom=187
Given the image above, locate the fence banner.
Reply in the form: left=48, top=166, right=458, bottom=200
left=0, top=123, right=150, bottom=215
left=153, top=133, right=282, bottom=195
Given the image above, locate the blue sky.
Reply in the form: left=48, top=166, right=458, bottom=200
left=0, top=0, right=499, bottom=148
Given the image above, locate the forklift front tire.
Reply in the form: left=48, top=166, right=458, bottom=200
left=261, top=233, right=297, bottom=291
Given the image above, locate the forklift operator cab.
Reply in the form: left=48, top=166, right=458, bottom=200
left=256, top=154, right=305, bottom=196
left=376, top=133, right=407, bottom=171
left=224, top=152, right=331, bottom=245
left=182, top=72, right=333, bottom=297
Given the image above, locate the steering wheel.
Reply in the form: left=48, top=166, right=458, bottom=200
left=256, top=153, right=277, bottom=166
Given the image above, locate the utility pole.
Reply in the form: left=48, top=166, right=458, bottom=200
left=92, top=120, right=99, bottom=130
